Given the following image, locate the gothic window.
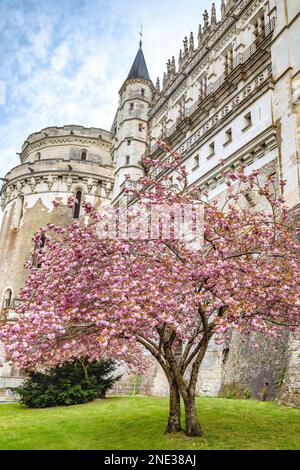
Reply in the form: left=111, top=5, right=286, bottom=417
left=81, top=151, right=87, bottom=161
left=73, top=191, right=82, bottom=219
left=2, top=288, right=12, bottom=310
left=224, top=46, right=233, bottom=77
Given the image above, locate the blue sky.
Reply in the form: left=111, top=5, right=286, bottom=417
left=0, top=0, right=220, bottom=181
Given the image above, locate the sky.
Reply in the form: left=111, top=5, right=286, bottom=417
left=0, top=0, right=220, bottom=182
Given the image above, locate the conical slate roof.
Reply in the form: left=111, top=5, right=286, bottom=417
left=127, top=45, right=151, bottom=81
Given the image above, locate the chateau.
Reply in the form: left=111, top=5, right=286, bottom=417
left=0, top=0, right=299, bottom=404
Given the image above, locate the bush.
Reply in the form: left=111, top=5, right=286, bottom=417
left=15, top=359, right=121, bottom=408
left=219, top=382, right=252, bottom=400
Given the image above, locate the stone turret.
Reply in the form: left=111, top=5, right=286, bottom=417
left=112, top=43, right=153, bottom=202
left=0, top=125, right=114, bottom=340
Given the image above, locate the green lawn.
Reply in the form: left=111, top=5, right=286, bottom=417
left=0, top=397, right=299, bottom=450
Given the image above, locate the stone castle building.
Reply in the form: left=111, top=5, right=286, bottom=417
left=0, top=0, right=299, bottom=404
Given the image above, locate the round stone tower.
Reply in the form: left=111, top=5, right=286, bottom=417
left=111, top=43, right=154, bottom=202
left=0, top=125, right=113, bottom=382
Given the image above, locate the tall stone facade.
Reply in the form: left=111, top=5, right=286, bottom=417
left=0, top=0, right=299, bottom=404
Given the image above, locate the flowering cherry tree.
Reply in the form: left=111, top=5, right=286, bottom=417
left=1, top=143, right=299, bottom=437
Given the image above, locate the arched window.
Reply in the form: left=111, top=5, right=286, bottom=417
left=73, top=191, right=82, bottom=219
left=2, top=289, right=12, bottom=310
left=81, top=151, right=87, bottom=161
left=36, top=152, right=41, bottom=161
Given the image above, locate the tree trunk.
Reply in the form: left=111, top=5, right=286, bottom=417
left=166, top=379, right=182, bottom=433
left=184, top=393, right=202, bottom=437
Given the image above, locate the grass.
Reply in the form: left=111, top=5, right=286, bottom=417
left=0, top=397, right=299, bottom=450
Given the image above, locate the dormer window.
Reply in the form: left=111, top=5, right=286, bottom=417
left=81, top=151, right=87, bottom=161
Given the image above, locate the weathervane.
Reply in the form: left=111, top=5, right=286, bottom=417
left=139, top=25, right=143, bottom=47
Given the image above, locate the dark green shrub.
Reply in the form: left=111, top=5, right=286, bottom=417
left=15, top=359, right=121, bottom=408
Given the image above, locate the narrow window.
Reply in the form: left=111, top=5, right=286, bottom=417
left=224, top=128, right=232, bottom=145
left=36, top=152, right=41, bottom=161
left=81, top=151, right=87, bottom=161
left=130, top=103, right=134, bottom=111
left=73, top=191, right=82, bottom=219
left=2, top=289, right=12, bottom=310
left=141, top=88, right=145, bottom=98
left=138, top=123, right=144, bottom=132
left=243, top=112, right=252, bottom=131
left=208, top=142, right=215, bottom=158
left=193, top=155, right=200, bottom=170
left=127, top=139, right=132, bottom=146
left=126, top=156, right=130, bottom=165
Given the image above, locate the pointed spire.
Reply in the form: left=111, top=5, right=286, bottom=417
left=163, top=72, right=167, bottom=89
left=156, top=77, right=160, bottom=92
left=167, top=58, right=172, bottom=78
left=211, top=3, right=217, bottom=31
left=198, top=24, right=203, bottom=47
left=127, top=44, right=151, bottom=81
left=203, top=9, right=210, bottom=32
left=189, top=32, right=194, bottom=54
left=183, top=36, right=189, bottom=56
left=171, top=56, right=176, bottom=74
left=221, top=0, right=226, bottom=19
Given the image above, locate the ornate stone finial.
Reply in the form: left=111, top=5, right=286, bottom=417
left=178, top=50, right=183, bottom=70
left=221, top=0, right=226, bottom=19
left=198, top=24, right=203, bottom=47
left=156, top=77, right=160, bottom=92
left=211, top=3, right=217, bottom=31
left=166, top=59, right=172, bottom=77
left=203, top=9, right=210, bottom=32
left=163, top=72, right=167, bottom=89
left=183, top=36, right=189, bottom=56
left=171, top=56, right=176, bottom=74
left=189, top=32, right=194, bottom=54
